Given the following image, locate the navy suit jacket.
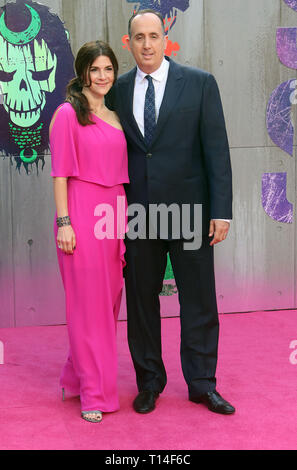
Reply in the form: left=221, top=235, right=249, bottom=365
left=106, top=57, right=232, bottom=237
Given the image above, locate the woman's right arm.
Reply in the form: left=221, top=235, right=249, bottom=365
left=50, top=104, right=79, bottom=255
left=53, top=177, right=76, bottom=255
left=50, top=107, right=76, bottom=255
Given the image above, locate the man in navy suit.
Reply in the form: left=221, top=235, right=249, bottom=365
left=108, top=9, right=235, bottom=415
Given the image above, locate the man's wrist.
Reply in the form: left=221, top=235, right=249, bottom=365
left=212, top=219, right=231, bottom=223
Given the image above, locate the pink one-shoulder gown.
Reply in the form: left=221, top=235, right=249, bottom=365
left=50, top=103, right=129, bottom=413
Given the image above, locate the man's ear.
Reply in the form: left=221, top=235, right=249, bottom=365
left=126, top=36, right=131, bottom=52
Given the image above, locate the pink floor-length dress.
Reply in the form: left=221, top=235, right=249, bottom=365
left=50, top=103, right=129, bottom=413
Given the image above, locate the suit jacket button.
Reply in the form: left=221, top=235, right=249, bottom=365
left=146, top=153, right=152, bottom=158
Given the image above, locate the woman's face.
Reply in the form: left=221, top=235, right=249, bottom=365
left=85, top=55, right=115, bottom=97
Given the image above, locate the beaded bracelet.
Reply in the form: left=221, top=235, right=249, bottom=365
left=56, top=216, right=71, bottom=227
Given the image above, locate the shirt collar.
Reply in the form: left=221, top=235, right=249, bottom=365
left=136, top=57, right=169, bottom=84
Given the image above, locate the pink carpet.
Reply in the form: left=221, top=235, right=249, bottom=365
left=0, top=309, right=296, bottom=450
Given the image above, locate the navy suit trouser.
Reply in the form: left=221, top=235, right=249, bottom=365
left=124, top=235, right=219, bottom=397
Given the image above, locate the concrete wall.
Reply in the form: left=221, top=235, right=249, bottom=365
left=0, top=0, right=296, bottom=327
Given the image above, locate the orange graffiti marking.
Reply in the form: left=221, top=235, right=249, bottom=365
left=164, top=16, right=177, bottom=34
left=122, top=34, right=130, bottom=50
left=121, top=34, right=180, bottom=57
left=165, top=39, right=180, bottom=56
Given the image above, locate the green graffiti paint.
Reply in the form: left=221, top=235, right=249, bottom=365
left=0, top=36, right=57, bottom=128
left=20, top=148, right=37, bottom=163
left=9, top=121, right=42, bottom=162
left=0, top=4, right=41, bottom=46
left=164, top=254, right=174, bottom=280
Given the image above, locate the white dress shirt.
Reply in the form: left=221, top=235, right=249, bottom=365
left=133, top=57, right=169, bottom=136
left=132, top=58, right=230, bottom=225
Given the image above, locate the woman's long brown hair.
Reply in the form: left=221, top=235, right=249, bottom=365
left=66, top=40, right=119, bottom=126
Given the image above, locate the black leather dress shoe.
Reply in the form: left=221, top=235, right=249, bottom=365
left=189, top=390, right=235, bottom=415
left=133, top=391, right=159, bottom=414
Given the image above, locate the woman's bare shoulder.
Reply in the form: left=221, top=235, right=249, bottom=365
left=49, top=103, right=75, bottom=135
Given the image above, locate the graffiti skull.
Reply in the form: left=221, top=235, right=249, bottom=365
left=0, top=36, right=57, bottom=127
left=0, top=0, right=75, bottom=170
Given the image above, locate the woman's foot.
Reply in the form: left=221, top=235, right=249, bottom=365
left=81, top=410, right=102, bottom=423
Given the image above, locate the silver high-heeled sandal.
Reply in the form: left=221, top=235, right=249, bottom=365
left=81, top=410, right=102, bottom=423
left=62, top=388, right=102, bottom=422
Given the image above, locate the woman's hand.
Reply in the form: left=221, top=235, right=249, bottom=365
left=57, top=225, right=76, bottom=254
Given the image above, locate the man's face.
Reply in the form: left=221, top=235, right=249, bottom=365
left=128, top=13, right=167, bottom=74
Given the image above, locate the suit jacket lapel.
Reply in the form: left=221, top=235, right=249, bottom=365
left=151, top=58, right=185, bottom=147
left=118, top=67, right=147, bottom=151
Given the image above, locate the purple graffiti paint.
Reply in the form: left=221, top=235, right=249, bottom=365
left=266, top=79, right=296, bottom=156
left=126, top=0, right=190, bottom=29
left=283, top=0, right=297, bottom=12
left=264, top=2, right=296, bottom=223
left=277, top=28, right=297, bottom=69
left=262, top=173, right=293, bottom=223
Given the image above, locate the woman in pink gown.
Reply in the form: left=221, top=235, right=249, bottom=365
left=49, top=41, right=129, bottom=423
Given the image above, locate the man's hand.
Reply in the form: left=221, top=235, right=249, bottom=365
left=209, top=220, right=230, bottom=246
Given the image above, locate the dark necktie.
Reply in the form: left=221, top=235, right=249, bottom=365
left=144, top=75, right=156, bottom=147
